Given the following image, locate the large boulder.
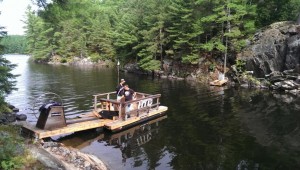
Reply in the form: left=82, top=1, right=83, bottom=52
left=238, top=22, right=300, bottom=78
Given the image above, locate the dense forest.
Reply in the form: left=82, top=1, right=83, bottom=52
left=0, top=35, right=27, bottom=54
left=26, top=0, right=300, bottom=71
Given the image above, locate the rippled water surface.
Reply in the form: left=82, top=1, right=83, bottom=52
left=5, top=54, right=300, bottom=170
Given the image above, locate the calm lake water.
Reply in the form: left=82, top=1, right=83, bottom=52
left=5, top=54, right=300, bottom=170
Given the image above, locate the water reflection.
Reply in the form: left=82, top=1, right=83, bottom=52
left=5, top=55, right=300, bottom=169
left=60, top=116, right=170, bottom=170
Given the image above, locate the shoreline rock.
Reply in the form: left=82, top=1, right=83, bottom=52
left=239, top=21, right=300, bottom=78
left=0, top=104, right=25, bottom=124
left=31, top=141, right=108, bottom=170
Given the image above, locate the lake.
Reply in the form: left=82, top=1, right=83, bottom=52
left=5, top=54, right=300, bottom=170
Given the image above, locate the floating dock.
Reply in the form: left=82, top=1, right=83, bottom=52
left=22, top=92, right=168, bottom=139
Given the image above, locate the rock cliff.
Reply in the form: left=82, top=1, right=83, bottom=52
left=238, top=21, right=300, bottom=78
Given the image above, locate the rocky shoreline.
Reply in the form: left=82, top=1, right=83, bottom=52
left=0, top=104, right=27, bottom=124
left=30, top=141, right=107, bottom=170
left=0, top=103, right=108, bottom=170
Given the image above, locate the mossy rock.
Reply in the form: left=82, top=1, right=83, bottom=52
left=0, top=104, right=12, bottom=114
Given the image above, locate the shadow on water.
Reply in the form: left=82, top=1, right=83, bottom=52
left=5, top=55, right=300, bottom=169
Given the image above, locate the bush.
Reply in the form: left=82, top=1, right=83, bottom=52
left=235, top=59, right=246, bottom=73
left=0, top=103, right=12, bottom=113
left=0, top=125, right=26, bottom=170
left=89, top=53, right=102, bottom=62
left=60, top=58, right=68, bottom=63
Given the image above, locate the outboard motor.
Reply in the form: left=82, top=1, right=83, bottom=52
left=36, top=101, right=66, bottom=130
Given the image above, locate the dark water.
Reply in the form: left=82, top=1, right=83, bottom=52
left=5, top=55, right=300, bottom=169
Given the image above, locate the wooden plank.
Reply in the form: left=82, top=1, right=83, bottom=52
left=22, top=118, right=113, bottom=139
left=22, top=104, right=168, bottom=139
left=105, top=106, right=168, bottom=131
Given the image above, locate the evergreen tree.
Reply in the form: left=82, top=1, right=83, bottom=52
left=23, top=0, right=298, bottom=72
left=111, top=0, right=142, bottom=61
left=0, top=26, right=18, bottom=112
left=166, top=0, right=203, bottom=64
left=0, top=35, right=27, bottom=54
left=255, top=0, right=300, bottom=27
left=87, top=5, right=115, bottom=61
left=201, top=0, right=256, bottom=62
left=135, top=0, right=170, bottom=71
left=24, top=7, right=53, bottom=61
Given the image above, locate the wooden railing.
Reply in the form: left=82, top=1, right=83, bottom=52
left=93, top=92, right=116, bottom=111
left=93, top=92, right=161, bottom=120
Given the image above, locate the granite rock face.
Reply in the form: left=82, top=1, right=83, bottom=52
left=238, top=22, right=300, bottom=78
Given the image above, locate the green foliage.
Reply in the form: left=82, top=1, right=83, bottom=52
left=235, top=59, right=246, bottom=73
left=0, top=102, right=12, bottom=113
left=89, top=53, right=102, bottom=62
left=182, top=54, right=199, bottom=64
left=0, top=56, right=18, bottom=94
left=0, top=125, right=26, bottom=170
left=201, top=0, right=256, bottom=59
left=23, top=0, right=299, bottom=71
left=0, top=35, right=27, bottom=54
left=60, top=58, right=67, bottom=63
left=138, top=55, right=161, bottom=71
left=255, top=0, right=300, bottom=27
left=0, top=27, right=18, bottom=106
left=0, top=19, right=17, bottom=114
left=24, top=6, right=52, bottom=61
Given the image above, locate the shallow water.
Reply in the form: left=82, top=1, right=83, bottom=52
left=5, top=54, right=300, bottom=169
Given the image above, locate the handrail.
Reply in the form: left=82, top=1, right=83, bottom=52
left=93, top=91, right=116, bottom=97
left=93, top=92, right=162, bottom=120
left=98, top=94, right=161, bottom=105
left=123, top=94, right=161, bottom=105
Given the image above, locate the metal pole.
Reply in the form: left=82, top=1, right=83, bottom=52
left=117, top=60, right=120, bottom=84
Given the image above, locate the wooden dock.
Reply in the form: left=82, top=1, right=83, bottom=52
left=22, top=92, right=168, bottom=139
left=22, top=102, right=168, bottom=139
left=105, top=106, right=168, bottom=132
left=22, top=118, right=112, bottom=139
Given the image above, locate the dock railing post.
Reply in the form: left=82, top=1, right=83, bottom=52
left=156, top=97, right=160, bottom=110
left=94, top=95, right=97, bottom=112
left=119, top=97, right=125, bottom=120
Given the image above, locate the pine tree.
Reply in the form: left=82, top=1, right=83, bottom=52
left=0, top=35, right=27, bottom=54
left=24, top=7, right=54, bottom=61
left=255, top=0, right=300, bottom=27
left=0, top=27, right=18, bottom=111
left=110, top=0, right=142, bottom=61
left=201, top=0, right=256, bottom=61
left=135, top=0, right=169, bottom=71
left=166, top=0, right=198, bottom=63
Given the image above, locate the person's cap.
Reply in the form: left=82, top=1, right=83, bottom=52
left=120, top=79, right=125, bottom=82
